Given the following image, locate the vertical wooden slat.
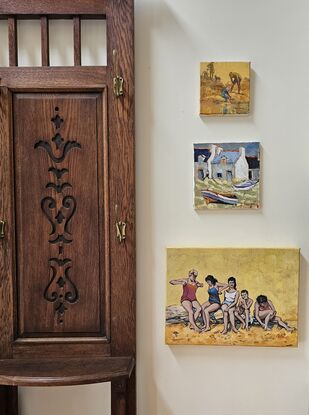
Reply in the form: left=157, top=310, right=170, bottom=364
left=107, top=0, right=136, bottom=414
left=0, top=386, right=18, bottom=415
left=41, top=16, right=49, bottom=67
left=0, top=87, right=15, bottom=362
left=8, top=17, right=18, bottom=67
left=73, top=17, right=81, bottom=66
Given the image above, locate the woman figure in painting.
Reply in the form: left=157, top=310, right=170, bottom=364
left=254, top=295, right=294, bottom=332
left=169, top=269, right=205, bottom=333
left=202, top=275, right=228, bottom=332
left=221, top=276, right=240, bottom=334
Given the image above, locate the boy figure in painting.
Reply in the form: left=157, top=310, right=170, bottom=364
left=254, top=295, right=294, bottom=332
left=169, top=270, right=206, bottom=333
left=235, top=290, right=253, bottom=331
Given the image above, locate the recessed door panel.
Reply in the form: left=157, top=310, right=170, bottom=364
left=13, top=92, right=108, bottom=338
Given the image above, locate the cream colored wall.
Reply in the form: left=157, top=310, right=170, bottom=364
left=0, top=0, right=309, bottom=414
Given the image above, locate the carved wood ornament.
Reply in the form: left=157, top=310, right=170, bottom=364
left=35, top=107, right=80, bottom=323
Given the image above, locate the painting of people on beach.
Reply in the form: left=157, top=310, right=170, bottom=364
left=200, top=62, right=250, bottom=115
left=194, top=142, right=260, bottom=209
left=166, top=248, right=299, bottom=347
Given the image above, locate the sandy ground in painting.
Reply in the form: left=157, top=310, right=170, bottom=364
left=194, top=178, right=260, bottom=209
left=200, top=78, right=250, bottom=115
left=165, top=322, right=298, bottom=347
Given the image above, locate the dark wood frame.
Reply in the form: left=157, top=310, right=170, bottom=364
left=0, top=1, right=135, bottom=414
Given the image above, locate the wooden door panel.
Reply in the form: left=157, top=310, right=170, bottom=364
left=13, top=92, right=109, bottom=338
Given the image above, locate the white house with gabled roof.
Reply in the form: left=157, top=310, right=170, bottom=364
left=209, top=145, right=249, bottom=181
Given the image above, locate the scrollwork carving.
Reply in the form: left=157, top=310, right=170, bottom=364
left=35, top=108, right=81, bottom=322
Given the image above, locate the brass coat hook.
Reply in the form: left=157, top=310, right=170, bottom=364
left=115, top=205, right=126, bottom=243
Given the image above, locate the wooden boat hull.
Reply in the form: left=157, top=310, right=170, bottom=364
left=201, top=190, right=238, bottom=205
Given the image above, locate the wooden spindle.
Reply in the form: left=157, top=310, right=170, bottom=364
left=73, top=17, right=81, bottom=66
left=41, top=17, right=50, bottom=67
left=8, top=17, right=18, bottom=67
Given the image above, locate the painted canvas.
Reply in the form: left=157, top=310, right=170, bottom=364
left=166, top=248, right=299, bottom=347
left=200, top=62, right=250, bottom=115
left=194, top=142, right=260, bottom=209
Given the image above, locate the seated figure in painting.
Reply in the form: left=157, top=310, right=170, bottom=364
left=221, top=276, right=240, bottom=334
left=234, top=289, right=253, bottom=331
left=254, top=295, right=294, bottom=332
left=202, top=275, right=228, bottom=332
left=220, top=85, right=232, bottom=103
left=169, top=269, right=205, bottom=333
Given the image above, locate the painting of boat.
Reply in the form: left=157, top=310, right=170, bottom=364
left=233, top=179, right=258, bottom=191
left=201, top=190, right=238, bottom=205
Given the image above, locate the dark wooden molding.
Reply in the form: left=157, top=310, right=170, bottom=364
left=0, top=87, right=15, bottom=360
left=0, top=357, right=135, bottom=387
left=0, top=67, right=107, bottom=88
left=0, top=0, right=107, bottom=18
left=0, top=386, right=18, bottom=415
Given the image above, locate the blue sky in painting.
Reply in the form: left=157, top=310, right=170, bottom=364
left=194, top=142, right=260, bottom=161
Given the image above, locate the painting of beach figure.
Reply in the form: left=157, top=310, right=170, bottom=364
left=194, top=142, right=260, bottom=209
left=200, top=62, right=250, bottom=115
left=166, top=248, right=299, bottom=347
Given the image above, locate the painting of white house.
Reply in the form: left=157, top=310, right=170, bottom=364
left=194, top=142, right=260, bottom=209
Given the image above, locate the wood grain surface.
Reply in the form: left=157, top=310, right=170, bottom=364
left=0, top=0, right=107, bottom=18
left=8, top=18, right=17, bottom=67
left=0, top=67, right=107, bottom=89
left=41, top=17, right=50, bottom=66
left=0, top=87, right=14, bottom=359
left=0, top=357, right=135, bottom=386
left=13, top=92, right=108, bottom=337
left=0, top=0, right=135, bottom=413
left=107, top=0, right=136, bottom=413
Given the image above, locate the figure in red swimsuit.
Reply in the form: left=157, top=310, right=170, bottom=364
left=170, top=269, right=205, bottom=332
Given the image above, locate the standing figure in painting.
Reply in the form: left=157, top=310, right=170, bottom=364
left=229, top=72, right=242, bottom=93
left=235, top=289, right=253, bottom=331
left=221, top=276, right=240, bottom=334
left=169, top=269, right=205, bottom=333
left=207, top=62, right=215, bottom=80
left=202, top=275, right=228, bottom=332
left=254, top=295, right=294, bottom=332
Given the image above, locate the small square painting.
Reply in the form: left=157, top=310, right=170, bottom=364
left=194, top=142, right=260, bottom=209
left=200, top=62, right=250, bottom=115
left=166, top=248, right=299, bottom=347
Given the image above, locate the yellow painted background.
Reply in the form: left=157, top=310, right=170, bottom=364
left=166, top=248, right=299, bottom=321
left=200, top=61, right=250, bottom=84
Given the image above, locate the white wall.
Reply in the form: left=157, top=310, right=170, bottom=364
left=1, top=0, right=309, bottom=414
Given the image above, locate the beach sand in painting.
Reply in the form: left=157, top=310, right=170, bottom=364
left=166, top=248, right=299, bottom=347
left=200, top=62, right=250, bottom=116
left=166, top=323, right=297, bottom=347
